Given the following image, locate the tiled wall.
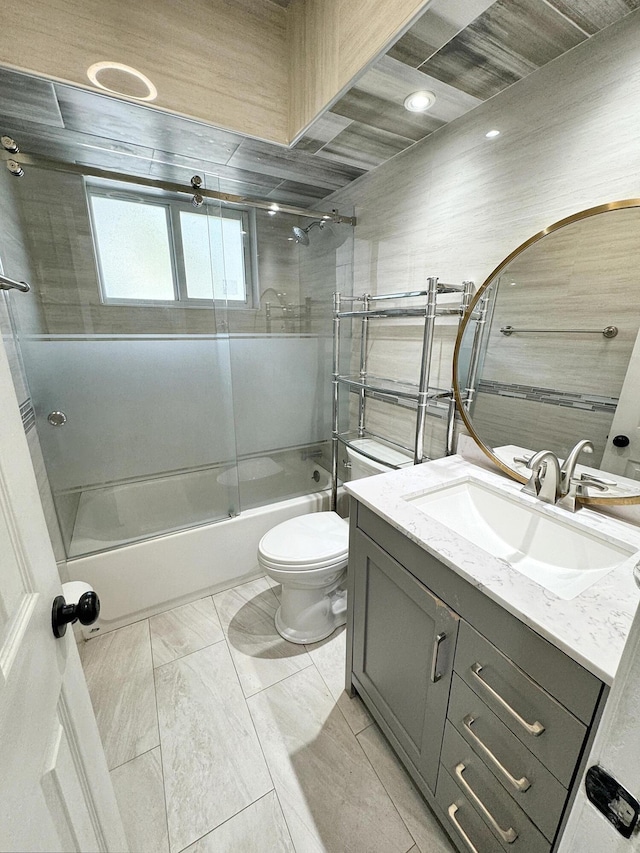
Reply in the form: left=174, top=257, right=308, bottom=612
left=325, top=10, right=640, bottom=465
left=10, top=166, right=305, bottom=336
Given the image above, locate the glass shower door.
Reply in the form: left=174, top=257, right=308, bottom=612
left=14, top=165, right=240, bottom=557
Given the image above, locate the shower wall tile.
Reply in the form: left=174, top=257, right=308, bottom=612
left=149, top=596, right=225, bottom=667
left=387, top=0, right=496, bottom=68
left=228, top=137, right=365, bottom=191
left=547, top=0, right=640, bottom=36
left=0, top=67, right=64, bottom=126
left=294, top=112, right=353, bottom=154
left=421, top=0, right=586, bottom=101
left=79, top=620, right=159, bottom=770
left=155, top=642, right=272, bottom=852
left=330, top=88, right=444, bottom=143
left=471, top=393, right=613, bottom=466
left=13, top=169, right=302, bottom=337
left=247, top=665, right=414, bottom=853
left=356, top=56, right=482, bottom=125
left=316, top=121, right=414, bottom=172
left=327, top=12, right=640, bottom=467
left=110, top=747, right=169, bottom=853
left=213, top=577, right=313, bottom=698
left=56, top=84, right=243, bottom=164
left=182, top=791, right=294, bottom=853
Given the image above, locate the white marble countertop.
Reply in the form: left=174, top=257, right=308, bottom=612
left=344, top=455, right=640, bottom=685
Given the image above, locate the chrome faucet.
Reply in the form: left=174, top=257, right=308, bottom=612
left=522, top=440, right=605, bottom=510
left=559, top=440, right=594, bottom=495
left=522, top=450, right=561, bottom=504
left=558, top=476, right=606, bottom=511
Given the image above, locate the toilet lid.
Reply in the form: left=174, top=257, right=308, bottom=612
left=258, top=512, right=349, bottom=568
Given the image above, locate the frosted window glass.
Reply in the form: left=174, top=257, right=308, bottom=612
left=91, top=196, right=175, bottom=301
left=181, top=211, right=246, bottom=302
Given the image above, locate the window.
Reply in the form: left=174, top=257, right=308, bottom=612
left=87, top=187, right=257, bottom=307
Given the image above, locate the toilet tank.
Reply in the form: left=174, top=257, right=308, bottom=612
left=346, top=439, right=412, bottom=480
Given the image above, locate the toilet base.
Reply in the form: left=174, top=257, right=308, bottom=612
left=274, top=582, right=347, bottom=644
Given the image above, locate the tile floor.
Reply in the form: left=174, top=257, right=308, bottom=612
left=80, top=576, right=455, bottom=853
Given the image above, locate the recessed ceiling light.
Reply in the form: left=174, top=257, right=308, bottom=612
left=403, top=91, right=436, bottom=113
left=485, top=129, right=501, bottom=138
left=87, top=61, right=158, bottom=102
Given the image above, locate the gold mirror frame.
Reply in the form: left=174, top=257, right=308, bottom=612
left=452, top=198, right=640, bottom=506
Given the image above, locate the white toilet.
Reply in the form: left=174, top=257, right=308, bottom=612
left=258, top=440, right=411, bottom=643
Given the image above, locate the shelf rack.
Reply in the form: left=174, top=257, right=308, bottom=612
left=331, top=278, right=475, bottom=510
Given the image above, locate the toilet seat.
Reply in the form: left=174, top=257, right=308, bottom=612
left=258, top=512, right=348, bottom=571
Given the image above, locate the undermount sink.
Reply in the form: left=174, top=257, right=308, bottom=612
left=404, top=477, right=638, bottom=600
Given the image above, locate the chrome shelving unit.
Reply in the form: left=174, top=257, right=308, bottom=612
left=331, top=278, right=474, bottom=510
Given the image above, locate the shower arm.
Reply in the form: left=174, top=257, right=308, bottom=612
left=0, top=273, right=30, bottom=293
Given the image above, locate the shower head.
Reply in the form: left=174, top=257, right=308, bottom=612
left=292, top=225, right=310, bottom=245
left=291, top=220, right=326, bottom=245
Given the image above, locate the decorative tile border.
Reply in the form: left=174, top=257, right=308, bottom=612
left=478, top=380, right=618, bottom=414
left=19, top=398, right=35, bottom=433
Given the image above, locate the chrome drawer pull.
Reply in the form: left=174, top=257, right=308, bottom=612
left=463, top=714, right=531, bottom=793
left=455, top=763, right=518, bottom=844
left=430, top=632, right=447, bottom=683
left=471, top=663, right=545, bottom=737
left=447, top=804, right=480, bottom=853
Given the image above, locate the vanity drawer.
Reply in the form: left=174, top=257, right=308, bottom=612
left=455, top=622, right=587, bottom=787
left=436, top=763, right=504, bottom=853
left=448, top=674, right=567, bottom=841
left=440, top=723, right=549, bottom=853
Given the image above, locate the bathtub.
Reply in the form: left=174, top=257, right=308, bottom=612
left=67, top=461, right=338, bottom=635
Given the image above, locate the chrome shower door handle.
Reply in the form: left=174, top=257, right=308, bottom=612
left=48, top=411, right=67, bottom=427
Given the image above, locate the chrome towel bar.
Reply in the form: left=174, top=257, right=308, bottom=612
left=500, top=324, right=617, bottom=338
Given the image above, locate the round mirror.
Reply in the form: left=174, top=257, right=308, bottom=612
left=453, top=199, right=640, bottom=505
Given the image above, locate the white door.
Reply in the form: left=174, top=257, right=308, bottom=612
left=0, top=337, right=127, bottom=851
left=600, top=325, right=640, bottom=480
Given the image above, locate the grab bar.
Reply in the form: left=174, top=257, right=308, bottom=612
left=500, top=324, right=617, bottom=338
left=0, top=273, right=30, bottom=293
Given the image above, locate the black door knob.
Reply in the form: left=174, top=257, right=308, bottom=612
left=613, top=435, right=630, bottom=448
left=52, top=591, right=100, bottom=639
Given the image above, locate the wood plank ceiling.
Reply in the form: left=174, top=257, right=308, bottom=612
left=0, top=0, right=637, bottom=207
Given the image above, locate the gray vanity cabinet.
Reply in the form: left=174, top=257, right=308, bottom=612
left=351, top=530, right=459, bottom=793
left=346, top=500, right=608, bottom=853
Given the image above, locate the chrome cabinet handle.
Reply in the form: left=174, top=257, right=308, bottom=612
left=430, top=632, right=447, bottom=683
left=463, top=714, right=531, bottom=793
left=471, top=663, right=545, bottom=737
left=447, top=804, right=480, bottom=853
left=455, top=763, right=518, bottom=844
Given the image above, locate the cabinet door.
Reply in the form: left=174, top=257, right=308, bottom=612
left=352, top=530, right=459, bottom=792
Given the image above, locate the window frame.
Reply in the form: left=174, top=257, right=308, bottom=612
left=86, top=184, right=258, bottom=309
